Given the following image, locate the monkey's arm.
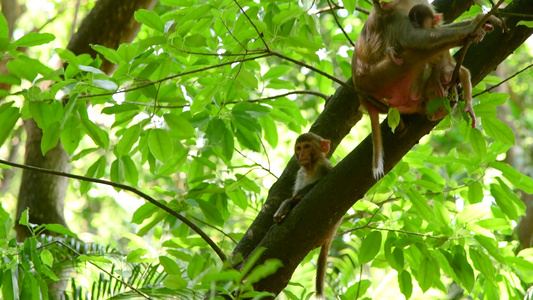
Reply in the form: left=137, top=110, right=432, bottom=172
left=273, top=183, right=318, bottom=224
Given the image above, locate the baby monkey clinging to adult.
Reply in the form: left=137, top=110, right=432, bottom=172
left=409, top=4, right=476, bottom=128
left=273, top=132, right=339, bottom=298
left=352, top=0, right=500, bottom=178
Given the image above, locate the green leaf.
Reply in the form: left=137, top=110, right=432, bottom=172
left=121, top=155, right=139, bottom=185
left=388, top=108, right=401, bottom=133
left=234, top=125, right=261, bottom=152
left=456, top=203, right=490, bottom=224
left=163, top=275, right=188, bottom=290
left=272, top=8, right=301, bottom=26
left=80, top=156, right=106, bottom=194
left=2, top=269, right=18, bottom=300
left=469, top=128, right=486, bottom=157
left=398, top=270, right=413, bottom=299
left=7, top=58, right=39, bottom=81
left=40, top=250, right=54, bottom=267
left=263, top=65, right=293, bottom=79
left=13, top=32, right=55, bottom=47
left=93, top=79, right=118, bottom=91
left=244, top=259, right=283, bottom=287
left=517, top=20, right=533, bottom=28
left=132, top=202, right=158, bottom=224
left=237, top=70, right=258, bottom=89
left=19, top=209, right=29, bottom=226
left=164, top=113, right=195, bottom=139
left=490, top=182, right=519, bottom=221
left=135, top=9, right=165, bottom=32
left=159, top=256, right=182, bottom=275
left=259, top=115, right=278, bottom=148
left=110, top=158, right=125, bottom=183
left=44, top=224, right=78, bottom=238
left=0, top=13, right=8, bottom=38
left=197, top=200, right=224, bottom=226
left=358, top=231, right=382, bottom=264
left=469, top=247, right=495, bottom=281
left=418, top=256, right=435, bottom=292
left=490, top=161, right=533, bottom=193
left=91, top=45, right=122, bottom=64
left=125, top=248, right=148, bottom=263
left=405, top=188, right=433, bottom=223
left=220, top=126, right=234, bottom=161
left=41, top=121, right=60, bottom=155
left=0, top=106, right=19, bottom=147
left=190, top=81, right=218, bottom=114
left=78, top=65, right=106, bottom=75
left=148, top=129, right=173, bottom=162
left=61, top=116, right=82, bottom=155
left=467, top=181, right=483, bottom=204
left=102, top=103, right=140, bottom=115
left=117, top=125, right=140, bottom=157
left=475, top=218, right=511, bottom=230
left=482, top=117, right=515, bottom=146
left=81, top=118, right=109, bottom=149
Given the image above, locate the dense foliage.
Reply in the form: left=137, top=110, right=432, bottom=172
left=1, top=0, right=533, bottom=299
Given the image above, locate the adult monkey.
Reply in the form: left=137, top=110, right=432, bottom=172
left=352, top=0, right=501, bottom=178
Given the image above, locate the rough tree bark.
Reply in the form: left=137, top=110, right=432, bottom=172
left=228, top=0, right=533, bottom=296
left=15, top=0, right=157, bottom=240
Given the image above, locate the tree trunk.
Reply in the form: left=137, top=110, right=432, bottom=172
left=15, top=0, right=157, bottom=240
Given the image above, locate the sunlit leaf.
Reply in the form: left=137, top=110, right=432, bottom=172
left=482, top=117, right=515, bottom=146
left=418, top=256, right=435, bottom=292
left=0, top=106, right=19, bottom=147
left=117, top=125, right=140, bottom=157
left=135, top=9, right=165, bottom=32
left=358, top=231, right=382, bottom=264
left=13, top=32, right=55, bottom=47
left=81, top=118, right=109, bottom=149
left=44, top=224, right=78, bottom=238
left=41, top=121, right=60, bottom=155
left=398, top=270, right=413, bottom=299
left=148, top=129, right=173, bottom=163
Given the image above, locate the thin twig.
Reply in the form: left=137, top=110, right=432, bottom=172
left=452, top=0, right=505, bottom=83
left=0, top=158, right=228, bottom=263
left=477, top=63, right=533, bottom=96
left=326, top=0, right=355, bottom=47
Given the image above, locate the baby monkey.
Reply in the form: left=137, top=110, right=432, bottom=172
left=390, top=4, right=476, bottom=127
left=273, top=132, right=338, bottom=298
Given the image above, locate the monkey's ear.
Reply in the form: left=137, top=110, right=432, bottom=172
left=434, top=13, right=443, bottom=24
left=321, top=140, right=331, bottom=153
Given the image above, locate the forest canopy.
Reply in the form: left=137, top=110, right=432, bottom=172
left=1, top=0, right=533, bottom=299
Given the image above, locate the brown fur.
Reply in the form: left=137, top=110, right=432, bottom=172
left=352, top=0, right=500, bottom=177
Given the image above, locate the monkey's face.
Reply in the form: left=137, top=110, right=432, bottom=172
left=295, top=141, right=317, bottom=167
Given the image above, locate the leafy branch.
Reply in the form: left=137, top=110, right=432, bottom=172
left=0, top=158, right=228, bottom=263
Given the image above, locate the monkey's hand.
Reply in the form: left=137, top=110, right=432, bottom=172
left=386, top=46, right=403, bottom=66
left=471, top=14, right=502, bottom=42
left=463, top=103, right=476, bottom=128
left=274, top=199, right=293, bottom=224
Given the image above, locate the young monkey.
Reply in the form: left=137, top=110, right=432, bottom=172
left=410, top=4, right=476, bottom=128
left=273, top=132, right=339, bottom=298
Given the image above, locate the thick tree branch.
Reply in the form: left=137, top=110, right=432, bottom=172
left=230, top=0, right=533, bottom=295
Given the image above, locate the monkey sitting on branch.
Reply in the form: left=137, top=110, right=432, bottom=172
left=352, top=0, right=501, bottom=178
left=273, top=132, right=340, bottom=298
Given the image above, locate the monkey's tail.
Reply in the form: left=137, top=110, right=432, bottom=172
left=316, top=237, right=333, bottom=299
left=369, top=107, right=384, bottom=178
